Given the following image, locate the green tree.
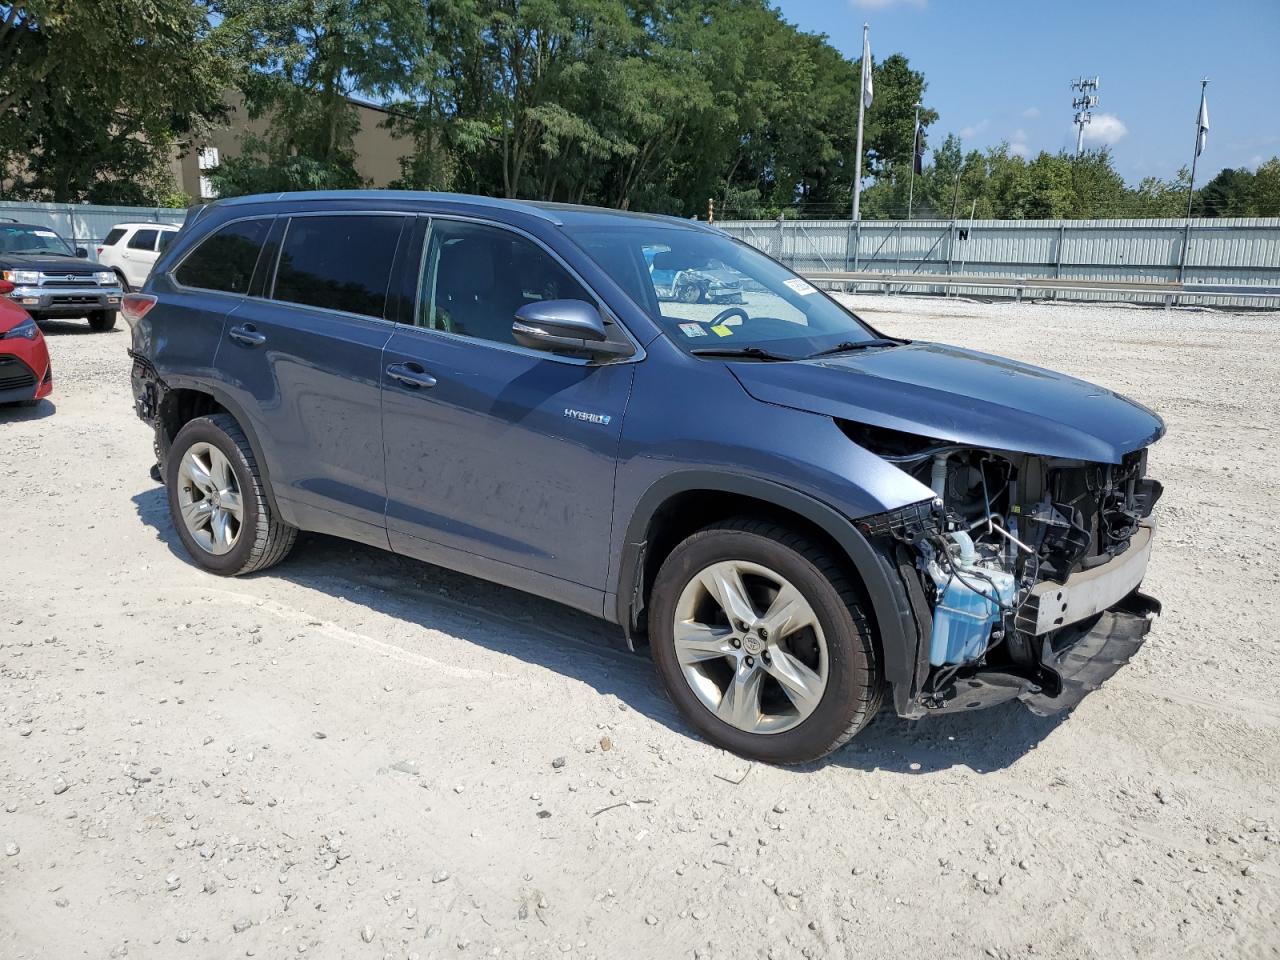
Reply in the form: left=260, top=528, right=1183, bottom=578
left=1192, top=166, right=1257, bottom=217
left=1253, top=158, right=1280, bottom=216
left=208, top=0, right=428, bottom=194
left=0, top=0, right=226, bottom=202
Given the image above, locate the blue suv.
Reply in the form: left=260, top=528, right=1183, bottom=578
left=125, top=192, right=1164, bottom=763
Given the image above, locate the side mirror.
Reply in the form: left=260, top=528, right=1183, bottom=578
left=75, top=246, right=89, bottom=258
left=0, top=279, right=14, bottom=295
left=512, top=300, right=632, bottom=359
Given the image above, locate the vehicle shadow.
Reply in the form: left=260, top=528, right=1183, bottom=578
left=34, top=318, right=118, bottom=337
left=0, top=397, right=56, bottom=421
left=131, top=485, right=1068, bottom=775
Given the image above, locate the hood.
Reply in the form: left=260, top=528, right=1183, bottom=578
left=1, top=253, right=94, bottom=273
left=729, top=342, right=1164, bottom=464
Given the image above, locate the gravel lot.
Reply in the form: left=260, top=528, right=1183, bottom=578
left=2, top=297, right=1277, bottom=960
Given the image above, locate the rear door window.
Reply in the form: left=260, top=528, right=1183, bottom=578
left=174, top=217, right=272, bottom=294
left=271, top=215, right=404, bottom=320
left=128, top=229, right=159, bottom=251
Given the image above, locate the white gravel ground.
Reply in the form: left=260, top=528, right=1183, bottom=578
left=1, top=297, right=1278, bottom=960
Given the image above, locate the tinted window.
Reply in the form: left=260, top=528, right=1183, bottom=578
left=272, top=215, right=403, bottom=319
left=128, top=229, right=158, bottom=251
left=102, top=228, right=126, bottom=247
left=417, top=220, right=590, bottom=345
left=157, top=231, right=175, bottom=253
left=174, top=218, right=272, bottom=294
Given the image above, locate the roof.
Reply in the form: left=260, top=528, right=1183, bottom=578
left=109, top=222, right=180, bottom=230
left=212, top=190, right=721, bottom=234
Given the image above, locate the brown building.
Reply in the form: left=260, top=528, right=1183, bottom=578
left=168, top=91, right=414, bottom=201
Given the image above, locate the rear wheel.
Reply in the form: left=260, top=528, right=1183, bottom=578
left=165, top=413, right=296, bottom=575
left=649, top=518, right=883, bottom=764
left=88, top=310, right=116, bottom=332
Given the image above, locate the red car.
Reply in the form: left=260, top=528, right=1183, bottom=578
left=0, top=278, right=52, bottom=406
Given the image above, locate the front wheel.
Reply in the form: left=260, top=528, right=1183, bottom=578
left=165, top=413, right=296, bottom=575
left=88, top=310, right=117, bottom=332
left=649, top=518, right=883, bottom=764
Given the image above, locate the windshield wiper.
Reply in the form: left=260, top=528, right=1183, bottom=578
left=689, top=346, right=795, bottom=362
left=806, top=338, right=902, bottom=359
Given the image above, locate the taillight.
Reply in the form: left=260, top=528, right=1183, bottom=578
left=96, top=246, right=104, bottom=255
left=121, top=293, right=158, bottom=327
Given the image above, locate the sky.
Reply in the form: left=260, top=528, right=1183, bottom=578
left=773, top=0, right=1280, bottom=184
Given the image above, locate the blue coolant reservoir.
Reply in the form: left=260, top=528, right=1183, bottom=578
left=928, top=534, right=1017, bottom=666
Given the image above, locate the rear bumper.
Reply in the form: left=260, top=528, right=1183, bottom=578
left=7, top=286, right=122, bottom=317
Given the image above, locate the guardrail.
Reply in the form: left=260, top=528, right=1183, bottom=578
left=804, top=271, right=1280, bottom=308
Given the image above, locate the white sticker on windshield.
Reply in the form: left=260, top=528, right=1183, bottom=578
left=784, top=277, right=818, bottom=296
left=34, top=230, right=58, bottom=238
left=679, top=323, right=708, bottom=338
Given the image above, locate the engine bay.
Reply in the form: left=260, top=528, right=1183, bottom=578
left=848, top=421, right=1163, bottom=711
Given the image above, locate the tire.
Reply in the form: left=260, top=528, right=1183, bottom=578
left=88, top=310, right=117, bottom=332
left=649, top=517, right=883, bottom=764
left=165, top=413, right=296, bottom=576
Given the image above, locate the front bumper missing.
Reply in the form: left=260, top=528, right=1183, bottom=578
left=923, top=589, right=1161, bottom=716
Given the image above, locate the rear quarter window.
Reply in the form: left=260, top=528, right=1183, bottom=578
left=174, top=218, right=272, bottom=294
left=102, top=228, right=126, bottom=247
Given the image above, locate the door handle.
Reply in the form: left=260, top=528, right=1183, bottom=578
left=228, top=324, right=266, bottom=347
left=386, top=361, right=437, bottom=390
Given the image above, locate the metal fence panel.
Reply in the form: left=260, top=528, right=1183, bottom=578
left=0, top=200, right=186, bottom=259
left=718, top=217, right=1280, bottom=307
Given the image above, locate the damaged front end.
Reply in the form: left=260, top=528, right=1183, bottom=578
left=849, top=422, right=1163, bottom=720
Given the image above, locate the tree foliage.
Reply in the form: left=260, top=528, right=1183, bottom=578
left=2, top=0, right=1275, bottom=218
left=0, top=0, right=225, bottom=203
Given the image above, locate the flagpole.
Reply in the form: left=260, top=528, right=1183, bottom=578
left=851, top=22, right=869, bottom=223
left=1186, top=77, right=1209, bottom=218
left=907, top=101, right=920, bottom=220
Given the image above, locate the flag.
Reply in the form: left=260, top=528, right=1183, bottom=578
left=861, top=30, right=873, bottom=109
left=913, top=123, right=925, bottom=175
left=1195, top=91, right=1209, bottom=157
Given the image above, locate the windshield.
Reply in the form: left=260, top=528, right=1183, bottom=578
left=563, top=224, right=881, bottom=359
left=0, top=224, right=75, bottom=257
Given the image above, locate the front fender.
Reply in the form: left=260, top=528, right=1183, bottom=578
left=613, top=471, right=926, bottom=714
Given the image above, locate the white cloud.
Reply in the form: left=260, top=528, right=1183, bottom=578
left=1014, top=129, right=1028, bottom=142
left=852, top=0, right=926, bottom=9
left=1010, top=142, right=1030, bottom=158
left=1022, top=107, right=1041, bottom=120
left=958, top=119, right=990, bottom=140
left=1083, top=113, right=1128, bottom=146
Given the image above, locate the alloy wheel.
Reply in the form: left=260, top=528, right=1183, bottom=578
left=671, top=560, right=829, bottom=735
left=176, top=442, right=243, bottom=555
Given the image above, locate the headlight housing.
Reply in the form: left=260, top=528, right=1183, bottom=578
left=95, top=270, right=115, bottom=285
left=2, top=270, right=40, bottom=286
left=2, top=317, right=38, bottom=340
